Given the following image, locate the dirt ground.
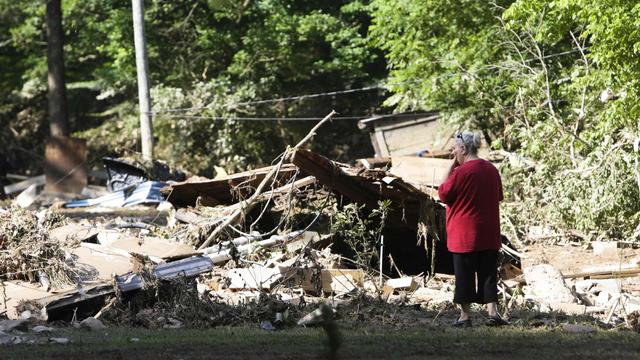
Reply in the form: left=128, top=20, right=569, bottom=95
left=521, top=243, right=640, bottom=295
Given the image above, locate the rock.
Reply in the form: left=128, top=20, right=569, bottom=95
left=0, top=319, right=29, bottom=333
left=80, top=317, right=107, bottom=331
left=163, top=318, right=183, bottom=329
left=298, top=303, right=334, bottom=327
left=19, top=311, right=33, bottom=320
left=524, top=264, right=577, bottom=304
left=562, top=323, right=597, bottom=333
left=49, top=337, right=71, bottom=344
left=32, top=325, right=55, bottom=333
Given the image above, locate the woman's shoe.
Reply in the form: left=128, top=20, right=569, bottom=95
left=486, top=316, right=509, bottom=327
left=452, top=319, right=472, bottom=328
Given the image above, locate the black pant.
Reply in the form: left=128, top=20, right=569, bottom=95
left=452, top=250, right=498, bottom=304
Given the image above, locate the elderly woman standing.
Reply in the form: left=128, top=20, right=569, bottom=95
left=438, top=131, right=507, bottom=327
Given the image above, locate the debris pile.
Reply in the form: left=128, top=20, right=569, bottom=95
left=1, top=113, right=638, bottom=335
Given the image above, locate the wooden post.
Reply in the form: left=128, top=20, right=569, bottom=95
left=132, top=0, right=154, bottom=161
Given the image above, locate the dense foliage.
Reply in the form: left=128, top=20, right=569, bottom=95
left=1, top=0, right=383, bottom=174
left=370, top=0, right=639, bottom=242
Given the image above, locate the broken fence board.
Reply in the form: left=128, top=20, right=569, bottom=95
left=564, top=268, right=640, bottom=279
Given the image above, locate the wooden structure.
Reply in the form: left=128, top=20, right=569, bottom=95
left=357, top=112, right=450, bottom=157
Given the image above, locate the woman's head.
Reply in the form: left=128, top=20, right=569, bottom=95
left=453, top=131, right=482, bottom=163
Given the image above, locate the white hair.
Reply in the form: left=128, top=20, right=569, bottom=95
left=456, top=131, right=482, bottom=155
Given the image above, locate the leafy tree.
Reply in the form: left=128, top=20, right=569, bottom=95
left=370, top=0, right=639, bottom=241
left=2, top=0, right=385, bottom=175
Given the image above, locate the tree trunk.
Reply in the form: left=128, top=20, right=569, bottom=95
left=46, top=0, right=69, bottom=137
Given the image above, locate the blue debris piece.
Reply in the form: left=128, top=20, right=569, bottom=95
left=64, top=181, right=167, bottom=208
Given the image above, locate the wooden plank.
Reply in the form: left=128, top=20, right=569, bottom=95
left=357, top=157, right=391, bottom=169
left=563, top=268, right=640, bottom=279
left=418, top=149, right=453, bottom=159
left=162, top=163, right=297, bottom=207
left=390, top=157, right=452, bottom=187
left=3, top=175, right=46, bottom=195
left=49, top=223, right=99, bottom=243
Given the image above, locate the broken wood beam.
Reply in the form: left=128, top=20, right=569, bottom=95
left=163, top=163, right=298, bottom=207
left=563, top=268, right=640, bottom=279
left=292, top=149, right=381, bottom=208
left=291, top=149, right=424, bottom=228
left=198, top=111, right=335, bottom=250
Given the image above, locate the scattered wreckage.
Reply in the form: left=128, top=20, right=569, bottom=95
left=0, top=112, right=638, bottom=340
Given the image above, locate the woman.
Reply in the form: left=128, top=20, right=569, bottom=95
left=438, top=131, right=508, bottom=327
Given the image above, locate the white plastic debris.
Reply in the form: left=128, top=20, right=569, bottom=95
left=15, top=184, right=38, bottom=208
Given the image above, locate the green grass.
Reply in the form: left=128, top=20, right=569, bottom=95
left=3, top=324, right=640, bottom=360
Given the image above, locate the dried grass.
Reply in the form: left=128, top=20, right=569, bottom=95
left=0, top=206, right=76, bottom=289
left=101, top=277, right=305, bottom=328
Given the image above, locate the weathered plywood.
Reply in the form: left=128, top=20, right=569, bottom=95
left=389, top=157, right=452, bottom=187
left=48, top=223, right=98, bottom=243
left=71, top=244, right=133, bottom=282
left=278, top=267, right=364, bottom=294
left=44, top=136, right=87, bottom=194
left=383, top=120, right=442, bottom=157
left=0, top=281, right=60, bottom=319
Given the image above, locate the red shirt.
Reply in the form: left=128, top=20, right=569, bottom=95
left=437, top=159, right=503, bottom=253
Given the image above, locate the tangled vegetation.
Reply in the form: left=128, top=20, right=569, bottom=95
left=331, top=200, right=390, bottom=269
left=0, top=207, right=72, bottom=289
